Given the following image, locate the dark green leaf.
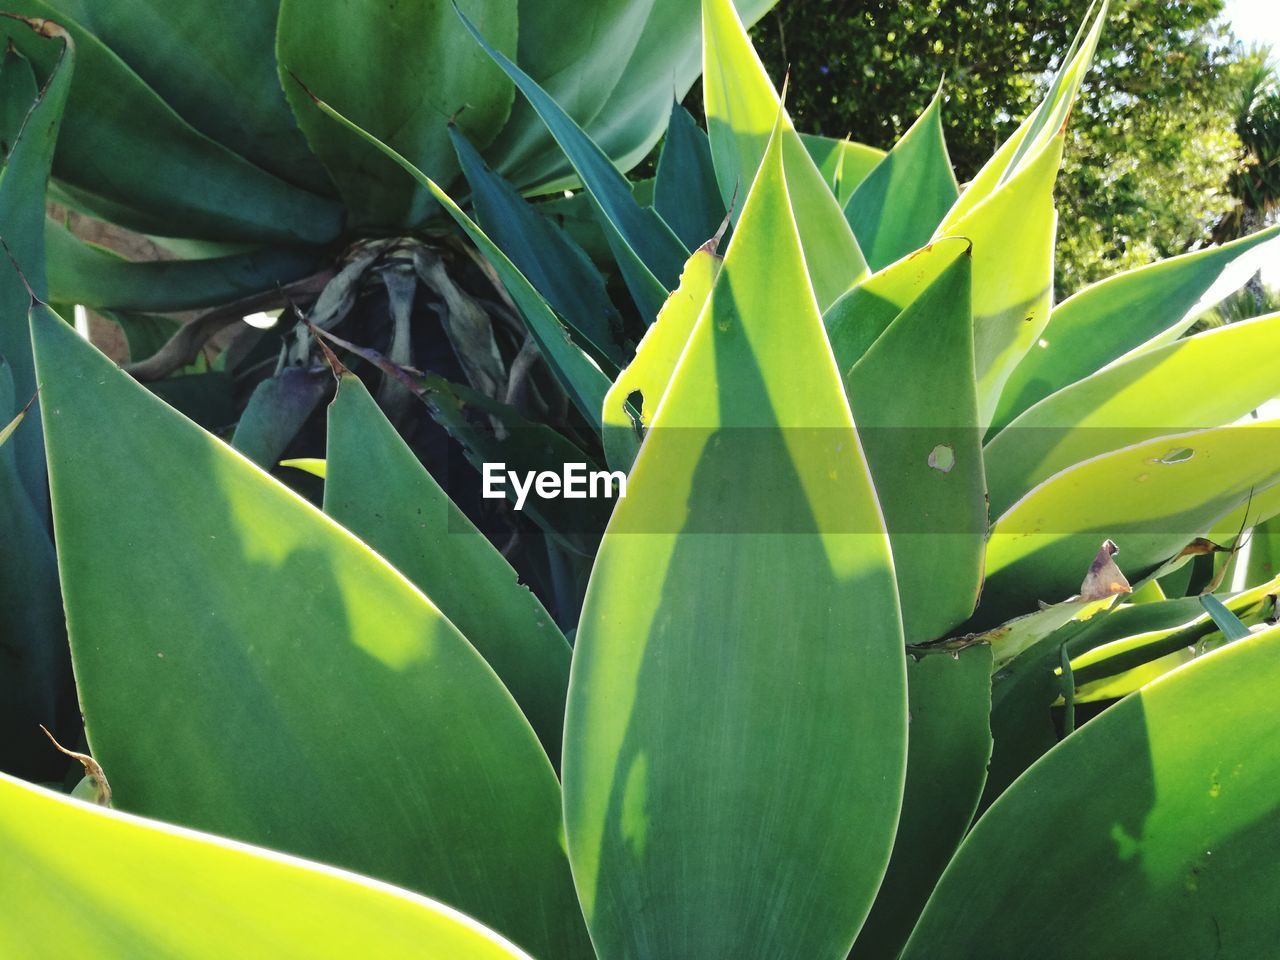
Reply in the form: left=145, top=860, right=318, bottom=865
left=654, top=102, right=728, bottom=251
left=844, top=249, right=986, bottom=642
left=324, top=372, right=572, bottom=763
left=846, top=90, right=958, bottom=271
left=45, top=218, right=324, bottom=314
left=31, top=308, right=593, bottom=960
left=40, top=0, right=331, bottom=194
left=230, top=367, right=330, bottom=469
left=4, top=2, right=341, bottom=243
left=457, top=5, right=689, bottom=321
left=854, top=645, right=993, bottom=960
left=277, top=0, right=515, bottom=228
left=449, top=125, right=624, bottom=370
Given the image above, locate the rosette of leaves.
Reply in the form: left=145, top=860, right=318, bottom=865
left=4, top=2, right=1280, bottom=958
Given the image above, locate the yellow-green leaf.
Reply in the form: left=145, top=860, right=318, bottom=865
left=985, top=311, right=1280, bottom=517
left=702, top=0, right=867, bottom=308
left=602, top=247, right=723, bottom=473
left=563, top=118, right=905, bottom=960
left=981, top=421, right=1280, bottom=625
left=993, top=224, right=1280, bottom=431
left=0, top=774, right=532, bottom=959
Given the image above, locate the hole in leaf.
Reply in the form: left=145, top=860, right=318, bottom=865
left=624, top=390, right=645, bottom=437
left=928, top=443, right=955, bottom=473
left=1159, top=447, right=1195, bottom=465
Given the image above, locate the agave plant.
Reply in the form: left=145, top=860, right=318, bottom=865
left=0, top=0, right=778, bottom=776
left=4, top=0, right=1280, bottom=957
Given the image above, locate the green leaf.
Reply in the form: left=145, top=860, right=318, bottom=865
left=846, top=89, right=958, bottom=272
left=449, top=125, right=624, bottom=370
left=853, top=644, right=992, bottom=960
left=0, top=19, right=68, bottom=517
left=980, top=595, right=1116, bottom=670
left=984, top=583, right=1278, bottom=805
left=44, top=218, right=324, bottom=314
left=800, top=133, right=886, bottom=206
left=0, top=774, right=534, bottom=959
left=1070, top=582, right=1277, bottom=690
left=824, top=237, right=970, bottom=371
left=937, top=131, right=1062, bottom=428
left=3, top=2, right=340, bottom=244
left=456, top=4, right=689, bottom=322
left=985, top=311, right=1280, bottom=517
left=0, top=21, right=75, bottom=781
left=0, top=346, right=73, bottom=783
left=1245, top=515, right=1280, bottom=587
left=324, top=372, right=572, bottom=764
left=994, top=225, right=1280, bottom=431
left=702, top=0, right=868, bottom=309
left=500, top=0, right=779, bottom=191
left=1070, top=585, right=1277, bottom=704
left=30, top=308, right=593, bottom=960
left=980, top=421, right=1280, bottom=625
left=983, top=598, right=1202, bottom=807
left=230, top=367, right=330, bottom=469
left=655, top=102, right=729, bottom=251
left=932, top=4, right=1107, bottom=427
left=486, top=0, right=654, bottom=186
left=277, top=0, right=515, bottom=229
left=563, top=119, right=905, bottom=959
left=602, top=247, right=723, bottom=474
left=844, top=247, right=986, bottom=642
left=39, top=0, right=331, bottom=194
left=0, top=40, right=38, bottom=146
left=307, top=92, right=612, bottom=432
left=903, top=623, right=1280, bottom=959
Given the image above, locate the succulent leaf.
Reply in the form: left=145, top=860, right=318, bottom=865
left=906, top=624, right=1280, bottom=959
left=986, top=311, right=1280, bottom=517
left=4, top=0, right=341, bottom=243
left=563, top=116, right=905, bottom=960
left=846, top=88, right=959, bottom=272
left=450, top=125, right=626, bottom=370
left=324, top=372, right=573, bottom=763
left=702, top=0, right=868, bottom=309
left=994, top=224, right=1280, bottom=430
left=30, top=306, right=594, bottom=960
left=844, top=246, right=987, bottom=642
left=0, top=774, right=535, bottom=959
left=277, top=0, right=517, bottom=229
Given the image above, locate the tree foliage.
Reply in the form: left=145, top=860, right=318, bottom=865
left=751, top=0, right=1244, bottom=294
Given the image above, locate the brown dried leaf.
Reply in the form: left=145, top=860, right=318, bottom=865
left=40, top=725, right=112, bottom=808
left=1079, top=539, right=1132, bottom=602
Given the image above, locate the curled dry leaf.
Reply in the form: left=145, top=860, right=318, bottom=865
left=1079, top=539, right=1132, bottom=602
left=40, top=725, right=112, bottom=808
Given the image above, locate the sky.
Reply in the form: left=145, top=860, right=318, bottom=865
left=1223, top=0, right=1280, bottom=52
